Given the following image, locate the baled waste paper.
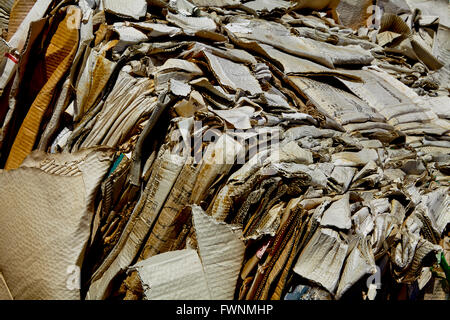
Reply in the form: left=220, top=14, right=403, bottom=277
left=0, top=0, right=448, bottom=300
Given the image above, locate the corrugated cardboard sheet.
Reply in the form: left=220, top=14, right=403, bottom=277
left=5, top=6, right=80, bottom=169
left=0, top=147, right=113, bottom=299
left=0, top=167, right=87, bottom=299
left=0, top=0, right=448, bottom=302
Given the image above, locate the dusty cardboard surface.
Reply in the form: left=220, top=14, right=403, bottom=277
left=192, top=205, right=245, bottom=300
left=293, top=228, right=349, bottom=294
left=104, top=0, right=147, bottom=20
left=0, top=167, right=87, bottom=299
left=0, top=0, right=14, bottom=32
left=129, top=206, right=244, bottom=300
left=132, top=249, right=212, bottom=300
left=0, top=0, right=448, bottom=301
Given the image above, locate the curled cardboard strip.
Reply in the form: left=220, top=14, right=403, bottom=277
left=0, top=0, right=448, bottom=301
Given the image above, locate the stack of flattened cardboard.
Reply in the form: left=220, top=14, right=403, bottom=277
left=0, top=0, right=448, bottom=300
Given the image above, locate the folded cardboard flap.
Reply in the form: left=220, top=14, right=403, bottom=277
left=192, top=205, right=245, bottom=300
left=21, top=147, right=115, bottom=210
left=8, top=0, right=52, bottom=51
left=129, top=206, right=245, bottom=300
left=0, top=0, right=14, bottom=32
left=131, top=249, right=212, bottom=300
left=293, top=228, right=349, bottom=294
left=5, top=6, right=81, bottom=170
left=103, top=0, right=147, bottom=20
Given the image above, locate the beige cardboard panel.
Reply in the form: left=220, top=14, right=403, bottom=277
left=103, top=0, right=147, bottom=20
left=203, top=50, right=262, bottom=95
left=0, top=0, right=14, bottom=31
left=290, top=76, right=386, bottom=127
left=293, top=228, right=349, bottom=293
left=6, top=0, right=36, bottom=40
left=0, top=148, right=114, bottom=300
left=0, top=272, right=13, bottom=300
left=192, top=205, right=245, bottom=300
left=0, top=167, right=88, bottom=299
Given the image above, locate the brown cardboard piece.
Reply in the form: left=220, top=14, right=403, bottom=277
left=103, top=0, right=147, bottom=20
left=0, top=272, right=13, bottom=300
left=0, top=167, right=87, bottom=299
left=6, top=0, right=36, bottom=41
left=130, top=205, right=244, bottom=300
left=87, top=149, right=186, bottom=300
left=5, top=6, right=81, bottom=169
left=192, top=205, right=245, bottom=300
left=0, top=0, right=14, bottom=32
left=289, top=76, right=386, bottom=127
left=203, top=50, right=262, bottom=95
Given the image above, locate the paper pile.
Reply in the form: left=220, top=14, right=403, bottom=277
left=0, top=0, right=448, bottom=300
